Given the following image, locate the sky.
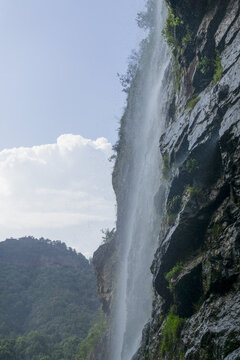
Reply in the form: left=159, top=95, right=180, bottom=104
left=0, top=134, right=115, bottom=258
left=0, top=0, right=145, bottom=149
left=0, top=0, right=146, bottom=256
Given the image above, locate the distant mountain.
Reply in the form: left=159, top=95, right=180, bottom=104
left=0, top=236, right=100, bottom=359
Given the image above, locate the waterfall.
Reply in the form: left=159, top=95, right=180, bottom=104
left=111, top=1, right=172, bottom=359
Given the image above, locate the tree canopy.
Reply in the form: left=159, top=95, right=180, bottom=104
left=0, top=237, right=100, bottom=360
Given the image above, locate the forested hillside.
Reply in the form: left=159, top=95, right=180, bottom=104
left=0, top=237, right=101, bottom=360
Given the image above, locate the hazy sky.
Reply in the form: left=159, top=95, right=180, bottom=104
left=0, top=0, right=145, bottom=149
left=0, top=0, right=146, bottom=256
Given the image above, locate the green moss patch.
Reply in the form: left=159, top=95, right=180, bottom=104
left=160, top=309, right=185, bottom=359
left=165, top=263, right=184, bottom=291
left=162, top=154, right=171, bottom=179
left=213, top=51, right=223, bottom=84
left=186, top=96, right=200, bottom=110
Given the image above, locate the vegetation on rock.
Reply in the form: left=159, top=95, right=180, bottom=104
left=165, top=263, right=184, bottom=291
left=162, top=154, right=171, bottom=179
left=185, top=96, right=200, bottom=110
left=197, top=56, right=212, bottom=75
left=167, top=195, right=182, bottom=215
left=162, top=7, right=185, bottom=92
left=101, top=228, right=115, bottom=244
left=167, top=213, right=176, bottom=226
left=185, top=186, right=203, bottom=201
left=162, top=8, right=184, bottom=49
left=213, top=51, right=223, bottom=84
left=160, top=309, right=185, bottom=359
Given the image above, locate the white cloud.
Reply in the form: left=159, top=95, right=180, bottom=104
left=0, top=134, right=115, bottom=257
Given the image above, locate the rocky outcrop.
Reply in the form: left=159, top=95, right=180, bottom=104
left=92, top=238, right=116, bottom=315
left=134, top=0, right=240, bottom=359
left=91, top=236, right=117, bottom=360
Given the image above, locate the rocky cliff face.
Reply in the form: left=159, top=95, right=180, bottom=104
left=135, top=0, right=240, bottom=359
left=93, top=239, right=116, bottom=316
left=93, top=0, right=240, bottom=359
left=91, top=237, right=116, bottom=360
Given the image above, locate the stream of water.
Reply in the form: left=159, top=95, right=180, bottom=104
left=111, top=1, right=171, bottom=359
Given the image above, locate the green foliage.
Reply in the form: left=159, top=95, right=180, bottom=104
left=165, top=263, right=184, bottom=283
left=186, top=96, right=200, bottom=110
left=165, top=263, right=184, bottom=291
left=197, top=51, right=222, bottom=84
left=101, top=228, right=115, bottom=244
left=181, top=31, right=193, bottom=46
left=213, top=51, right=223, bottom=83
left=0, top=237, right=100, bottom=359
left=186, top=158, right=199, bottom=173
left=185, top=186, right=194, bottom=195
left=173, top=56, right=182, bottom=92
left=162, top=8, right=184, bottom=48
left=197, top=56, right=212, bottom=75
left=167, top=214, right=176, bottom=226
left=185, top=186, right=203, bottom=200
left=0, top=339, right=15, bottom=360
left=0, top=332, right=84, bottom=360
left=167, top=195, right=182, bottom=215
left=75, top=311, right=107, bottom=360
left=160, top=309, right=185, bottom=359
left=162, top=7, right=192, bottom=93
left=162, top=154, right=170, bottom=179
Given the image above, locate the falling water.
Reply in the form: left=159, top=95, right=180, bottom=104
left=111, top=1, right=172, bottom=359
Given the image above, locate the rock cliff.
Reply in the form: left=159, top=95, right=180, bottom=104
left=135, top=0, right=240, bottom=358
left=93, top=0, right=240, bottom=359
left=91, top=235, right=116, bottom=360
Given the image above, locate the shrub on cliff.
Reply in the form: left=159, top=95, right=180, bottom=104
left=101, top=228, right=115, bottom=244
left=160, top=309, right=185, bottom=359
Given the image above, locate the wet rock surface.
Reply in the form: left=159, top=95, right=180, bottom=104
left=134, top=0, right=240, bottom=359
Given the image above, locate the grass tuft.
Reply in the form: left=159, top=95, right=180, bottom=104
left=186, top=96, right=200, bottom=110
left=213, top=51, right=223, bottom=84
